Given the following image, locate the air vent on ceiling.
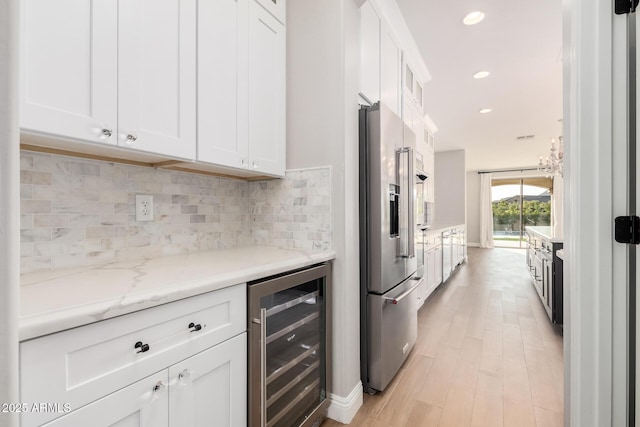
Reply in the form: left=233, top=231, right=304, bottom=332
left=516, top=135, right=535, bottom=141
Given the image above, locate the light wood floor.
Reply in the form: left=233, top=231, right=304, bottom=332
left=323, top=247, right=564, bottom=427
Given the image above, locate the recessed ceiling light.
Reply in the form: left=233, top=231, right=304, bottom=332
left=473, top=71, right=490, bottom=79
left=479, top=108, right=492, bottom=114
left=463, top=11, right=485, bottom=26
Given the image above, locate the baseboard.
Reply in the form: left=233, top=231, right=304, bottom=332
left=468, top=242, right=480, bottom=247
left=327, top=381, right=363, bottom=424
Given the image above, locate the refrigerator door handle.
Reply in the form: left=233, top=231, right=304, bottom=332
left=397, top=147, right=415, bottom=258
left=408, top=147, right=415, bottom=258
left=382, top=278, right=421, bottom=304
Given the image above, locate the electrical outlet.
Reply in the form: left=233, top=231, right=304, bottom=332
left=135, top=195, right=154, bottom=222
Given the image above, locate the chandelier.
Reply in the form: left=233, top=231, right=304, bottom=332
left=538, top=136, right=564, bottom=176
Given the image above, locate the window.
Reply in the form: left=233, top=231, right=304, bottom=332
left=491, top=177, right=553, bottom=248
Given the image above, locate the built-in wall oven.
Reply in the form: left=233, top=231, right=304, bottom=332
left=247, top=263, right=331, bottom=427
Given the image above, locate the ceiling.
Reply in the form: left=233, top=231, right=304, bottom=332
left=395, top=0, right=563, bottom=172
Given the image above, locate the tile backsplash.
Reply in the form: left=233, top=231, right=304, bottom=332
left=20, top=151, right=332, bottom=274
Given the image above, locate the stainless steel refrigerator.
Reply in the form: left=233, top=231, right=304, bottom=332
left=359, top=102, right=419, bottom=393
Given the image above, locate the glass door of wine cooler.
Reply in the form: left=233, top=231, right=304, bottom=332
left=248, top=263, right=331, bottom=427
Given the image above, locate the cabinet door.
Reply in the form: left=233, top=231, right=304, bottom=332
left=426, top=248, right=436, bottom=290
left=41, top=372, right=169, bottom=427
left=380, top=25, right=401, bottom=116
left=118, top=0, right=196, bottom=159
left=435, top=245, right=443, bottom=285
left=197, top=0, right=249, bottom=168
left=20, top=0, right=117, bottom=144
left=248, top=0, right=286, bottom=176
left=169, top=333, right=247, bottom=427
left=360, top=2, right=381, bottom=104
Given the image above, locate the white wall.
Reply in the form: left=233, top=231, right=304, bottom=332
left=466, top=171, right=480, bottom=246
left=287, top=0, right=362, bottom=422
left=434, top=150, right=466, bottom=224
left=0, top=0, right=20, bottom=425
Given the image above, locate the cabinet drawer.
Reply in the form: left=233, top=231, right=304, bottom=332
left=254, top=0, right=285, bottom=24
left=20, top=284, right=246, bottom=427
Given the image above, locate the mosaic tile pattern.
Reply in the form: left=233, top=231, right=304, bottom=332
left=20, top=151, right=332, bottom=273
left=249, top=167, right=332, bottom=252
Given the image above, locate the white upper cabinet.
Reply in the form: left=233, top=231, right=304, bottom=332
left=380, top=25, right=402, bottom=117
left=254, top=0, right=285, bottom=24
left=360, top=1, right=381, bottom=104
left=118, top=0, right=196, bottom=159
left=20, top=0, right=117, bottom=144
left=403, top=59, right=423, bottom=112
left=20, top=0, right=287, bottom=177
left=247, top=0, right=286, bottom=176
left=21, top=0, right=196, bottom=160
left=197, top=0, right=249, bottom=168
left=198, top=0, right=285, bottom=176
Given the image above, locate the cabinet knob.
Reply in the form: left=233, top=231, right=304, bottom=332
left=188, top=322, right=202, bottom=332
left=153, top=380, right=166, bottom=393
left=241, top=159, right=247, bottom=167
left=252, top=161, right=259, bottom=170
left=101, top=128, right=113, bottom=138
left=178, top=369, right=191, bottom=381
left=126, top=134, right=138, bottom=144
left=134, top=341, right=150, bottom=353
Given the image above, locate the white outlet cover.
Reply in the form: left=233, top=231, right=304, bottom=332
left=135, top=194, right=154, bottom=222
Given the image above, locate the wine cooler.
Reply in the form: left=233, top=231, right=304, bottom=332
left=248, top=263, right=331, bottom=427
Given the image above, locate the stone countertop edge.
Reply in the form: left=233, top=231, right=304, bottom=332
left=426, top=223, right=466, bottom=234
left=525, top=226, right=563, bottom=243
left=19, top=247, right=336, bottom=341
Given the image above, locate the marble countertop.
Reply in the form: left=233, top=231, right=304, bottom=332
left=426, top=223, right=466, bottom=234
left=525, top=226, right=563, bottom=243
left=20, top=246, right=335, bottom=341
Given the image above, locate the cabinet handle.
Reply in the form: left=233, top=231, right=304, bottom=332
left=178, top=369, right=191, bottom=381
left=153, top=381, right=166, bottom=393
left=101, top=128, right=113, bottom=138
left=260, top=308, right=267, bottom=427
left=134, top=341, right=150, bottom=353
left=126, top=134, right=138, bottom=144
left=188, top=322, right=202, bottom=332
left=241, top=159, right=247, bottom=167
left=252, top=161, right=259, bottom=170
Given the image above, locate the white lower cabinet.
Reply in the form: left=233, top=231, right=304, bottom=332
left=21, top=285, right=246, bottom=427
left=42, top=335, right=246, bottom=427
left=424, top=236, right=443, bottom=301
left=169, top=335, right=247, bottom=427
left=43, top=372, right=170, bottom=427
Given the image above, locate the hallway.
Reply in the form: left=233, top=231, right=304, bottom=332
left=324, top=247, right=564, bottom=427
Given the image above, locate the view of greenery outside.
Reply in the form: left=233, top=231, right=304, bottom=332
left=492, top=199, right=551, bottom=233
left=491, top=182, right=552, bottom=247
